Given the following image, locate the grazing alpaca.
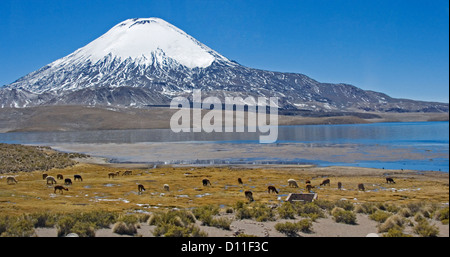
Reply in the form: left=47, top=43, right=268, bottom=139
left=46, top=176, right=57, bottom=185
left=244, top=191, right=254, bottom=202
left=6, top=176, right=18, bottom=184
left=202, top=179, right=211, bottom=186
left=54, top=185, right=69, bottom=194
left=267, top=186, right=278, bottom=194
left=42, top=173, right=48, bottom=180
left=305, top=180, right=311, bottom=184
left=320, top=179, right=330, bottom=186
left=57, top=174, right=63, bottom=180
left=74, top=175, right=83, bottom=181
left=287, top=179, right=299, bottom=188
left=108, top=172, right=119, bottom=178
left=358, top=183, right=365, bottom=191
left=122, top=170, right=132, bottom=176
left=386, top=177, right=396, bottom=184
left=238, top=178, right=243, bottom=185
left=163, top=184, right=170, bottom=191
left=64, top=178, right=72, bottom=185
left=337, top=182, right=342, bottom=190
left=138, top=184, right=146, bottom=192
left=305, top=184, right=315, bottom=192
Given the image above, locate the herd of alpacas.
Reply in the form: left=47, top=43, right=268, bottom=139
left=4, top=169, right=397, bottom=202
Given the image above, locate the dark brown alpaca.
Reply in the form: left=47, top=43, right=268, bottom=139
left=267, top=186, right=278, bottom=194
left=238, top=178, right=243, bottom=185
left=306, top=184, right=315, bottom=192
left=337, top=182, right=342, bottom=190
left=54, top=185, right=69, bottom=194
left=358, top=183, right=365, bottom=191
left=74, top=174, right=83, bottom=181
left=320, top=179, right=330, bottom=186
left=244, top=191, right=254, bottom=202
left=138, top=184, right=146, bottom=192
left=386, top=177, right=396, bottom=184
left=202, top=179, right=211, bottom=186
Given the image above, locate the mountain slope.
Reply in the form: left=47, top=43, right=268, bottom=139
left=1, top=17, right=448, bottom=113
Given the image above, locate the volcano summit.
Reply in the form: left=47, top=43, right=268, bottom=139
left=0, top=18, right=448, bottom=114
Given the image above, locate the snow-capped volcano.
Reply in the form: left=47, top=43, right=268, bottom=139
left=57, top=18, right=227, bottom=69
left=1, top=18, right=448, bottom=113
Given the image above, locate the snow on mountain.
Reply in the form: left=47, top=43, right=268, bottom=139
left=1, top=18, right=448, bottom=113
left=53, top=18, right=226, bottom=69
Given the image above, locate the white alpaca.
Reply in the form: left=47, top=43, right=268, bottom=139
left=287, top=179, right=299, bottom=188
left=46, top=176, right=57, bottom=185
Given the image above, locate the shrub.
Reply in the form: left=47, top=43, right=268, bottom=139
left=192, top=205, right=219, bottom=226
left=234, top=202, right=275, bottom=221
left=277, top=202, right=296, bottom=219
left=71, top=221, right=96, bottom=237
left=296, top=219, right=313, bottom=233
left=274, top=221, right=300, bottom=237
left=0, top=216, right=36, bottom=237
left=252, top=203, right=276, bottom=222
left=274, top=219, right=313, bottom=236
left=355, top=203, right=378, bottom=215
left=435, top=207, right=449, bottom=225
left=149, top=210, right=206, bottom=237
left=334, top=200, right=354, bottom=211
left=210, top=217, right=232, bottom=230
left=413, top=220, right=439, bottom=237
left=296, top=202, right=325, bottom=220
left=313, top=199, right=335, bottom=211
left=369, top=210, right=392, bottom=223
left=378, top=214, right=405, bottom=233
left=382, top=228, right=412, bottom=237
left=56, top=215, right=77, bottom=237
left=331, top=207, right=357, bottom=225
left=112, top=221, right=137, bottom=236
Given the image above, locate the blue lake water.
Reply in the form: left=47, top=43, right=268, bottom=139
left=0, top=121, right=448, bottom=172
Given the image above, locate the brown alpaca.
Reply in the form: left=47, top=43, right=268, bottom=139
left=138, top=184, right=146, bottom=192
left=238, top=178, right=243, bottom=185
left=358, top=183, right=365, bottom=191
left=244, top=191, right=254, bottom=202
left=386, top=177, right=396, bottom=184
left=122, top=170, right=132, bottom=176
left=267, top=186, right=278, bottom=194
left=202, top=179, right=211, bottom=186
left=6, top=176, right=18, bottom=184
left=320, top=179, right=330, bottom=186
left=74, top=174, right=83, bottom=181
left=57, top=174, right=63, bottom=180
left=306, top=184, right=315, bottom=192
left=54, top=185, right=69, bottom=194
left=337, top=182, right=342, bottom=190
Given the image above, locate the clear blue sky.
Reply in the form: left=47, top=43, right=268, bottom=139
left=1, top=0, right=448, bottom=103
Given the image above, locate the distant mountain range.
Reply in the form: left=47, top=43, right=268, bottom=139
left=1, top=18, right=448, bottom=113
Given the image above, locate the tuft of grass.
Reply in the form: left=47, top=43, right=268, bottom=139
left=369, top=210, right=392, bottom=223
left=331, top=207, right=357, bottom=225
left=274, top=219, right=313, bottom=236
left=413, top=219, right=439, bottom=237
left=435, top=207, right=449, bottom=225
left=378, top=214, right=405, bottom=233
left=149, top=210, right=207, bottom=237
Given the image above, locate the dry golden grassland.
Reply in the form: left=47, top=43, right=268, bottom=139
left=1, top=162, right=448, bottom=216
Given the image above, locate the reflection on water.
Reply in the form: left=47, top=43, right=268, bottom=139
left=0, top=121, right=448, bottom=172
